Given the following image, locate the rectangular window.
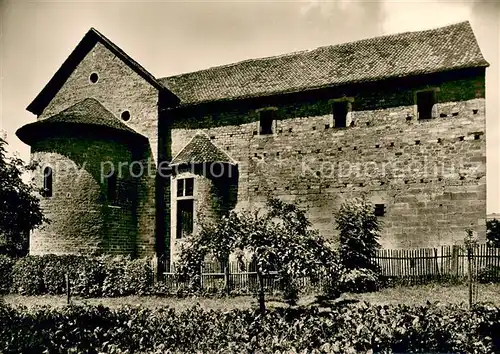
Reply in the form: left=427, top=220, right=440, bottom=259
left=374, top=204, right=385, bottom=217
left=107, top=173, right=117, bottom=202
left=259, top=110, right=275, bottom=135
left=333, top=101, right=348, bottom=128
left=176, top=199, right=194, bottom=239
left=43, top=167, right=53, bottom=198
left=417, top=90, right=436, bottom=120
left=177, top=177, right=194, bottom=197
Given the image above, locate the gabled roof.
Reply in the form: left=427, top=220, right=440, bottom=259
left=170, top=132, right=237, bottom=166
left=160, top=21, right=489, bottom=106
left=17, top=98, right=145, bottom=144
left=27, top=28, right=180, bottom=116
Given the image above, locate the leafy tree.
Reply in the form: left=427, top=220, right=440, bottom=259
left=486, top=219, right=500, bottom=248
left=177, top=197, right=339, bottom=313
left=0, top=138, right=47, bottom=257
left=335, top=197, right=382, bottom=272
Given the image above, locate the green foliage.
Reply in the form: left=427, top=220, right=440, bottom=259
left=487, top=219, right=500, bottom=248
left=477, top=265, right=500, bottom=284
left=9, top=254, right=153, bottom=297
left=0, top=138, right=48, bottom=257
left=177, top=197, right=340, bottom=308
left=335, top=197, right=382, bottom=272
left=0, top=254, right=13, bottom=294
left=71, top=256, right=105, bottom=297
left=11, top=255, right=45, bottom=295
left=339, top=268, right=380, bottom=293
left=0, top=302, right=499, bottom=353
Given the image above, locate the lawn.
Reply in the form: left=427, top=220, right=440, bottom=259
left=4, top=282, right=500, bottom=310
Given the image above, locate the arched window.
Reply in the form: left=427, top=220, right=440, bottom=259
left=106, top=172, right=117, bottom=202
left=43, top=167, right=53, bottom=197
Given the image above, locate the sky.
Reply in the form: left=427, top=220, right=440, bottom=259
left=0, top=0, right=499, bottom=212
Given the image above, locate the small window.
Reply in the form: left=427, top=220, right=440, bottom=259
left=121, top=111, right=130, bottom=121
left=89, top=72, right=99, bottom=83
left=259, top=110, right=275, bottom=135
left=333, top=101, right=348, bottom=128
left=177, top=177, right=194, bottom=197
left=43, top=167, right=53, bottom=197
left=416, top=90, right=436, bottom=120
left=176, top=199, right=194, bottom=239
left=374, top=204, right=385, bottom=217
left=106, top=172, right=117, bottom=202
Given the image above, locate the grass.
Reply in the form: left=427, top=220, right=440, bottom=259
left=4, top=283, right=500, bottom=311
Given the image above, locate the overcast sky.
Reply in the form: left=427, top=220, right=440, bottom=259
left=0, top=0, right=498, bottom=212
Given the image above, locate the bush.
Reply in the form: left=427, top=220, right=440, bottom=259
left=122, top=258, right=154, bottom=296
left=0, top=255, right=13, bottom=294
left=339, top=268, right=380, bottom=293
left=0, top=302, right=499, bottom=353
left=11, top=255, right=44, bottom=295
left=71, top=256, right=105, bottom=298
left=9, top=254, right=154, bottom=297
left=478, top=265, right=500, bottom=284
left=335, top=197, right=382, bottom=273
left=42, top=254, right=82, bottom=294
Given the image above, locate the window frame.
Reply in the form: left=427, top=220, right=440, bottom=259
left=256, top=107, right=278, bottom=136
left=414, top=88, right=439, bottom=120
left=329, top=97, right=354, bottom=128
left=174, top=176, right=196, bottom=239
left=177, top=177, right=195, bottom=199
left=43, top=166, right=53, bottom=198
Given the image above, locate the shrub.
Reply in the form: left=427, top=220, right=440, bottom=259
left=101, top=255, right=130, bottom=297
left=335, top=197, right=382, bottom=272
left=339, top=268, right=380, bottom=293
left=0, top=302, right=499, bottom=353
left=478, top=265, right=500, bottom=284
left=0, top=255, right=13, bottom=294
left=71, top=256, right=105, bottom=297
left=11, top=255, right=45, bottom=295
left=487, top=219, right=500, bottom=248
left=121, top=258, right=154, bottom=296
left=9, top=254, right=154, bottom=297
left=41, top=254, right=81, bottom=294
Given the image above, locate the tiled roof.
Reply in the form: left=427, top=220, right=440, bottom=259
left=160, top=21, right=488, bottom=105
left=170, top=133, right=236, bottom=166
left=17, top=98, right=145, bottom=144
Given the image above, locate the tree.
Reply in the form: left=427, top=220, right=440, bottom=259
left=486, top=219, right=500, bottom=248
left=335, top=197, right=382, bottom=272
left=177, top=197, right=339, bottom=313
left=0, top=138, right=47, bottom=257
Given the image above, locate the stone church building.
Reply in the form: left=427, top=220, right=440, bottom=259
left=16, top=21, right=488, bottom=264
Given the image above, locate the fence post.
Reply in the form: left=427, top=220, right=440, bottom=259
left=224, top=266, right=231, bottom=296
left=151, top=256, right=158, bottom=283
left=200, top=264, right=204, bottom=290
left=434, top=248, right=440, bottom=280
left=65, top=272, right=71, bottom=305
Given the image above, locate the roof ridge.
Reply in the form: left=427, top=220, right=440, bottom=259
left=161, top=21, right=472, bottom=80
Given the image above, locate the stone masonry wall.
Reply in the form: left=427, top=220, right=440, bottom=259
left=36, top=42, right=160, bottom=256
left=169, top=69, right=487, bottom=249
left=30, top=135, right=137, bottom=255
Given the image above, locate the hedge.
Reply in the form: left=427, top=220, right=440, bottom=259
left=0, top=302, right=499, bottom=353
left=9, top=254, right=154, bottom=297
left=0, top=255, right=14, bottom=294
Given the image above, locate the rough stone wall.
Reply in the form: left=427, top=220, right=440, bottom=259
left=169, top=69, right=486, bottom=249
left=29, top=135, right=137, bottom=255
left=35, top=42, right=159, bottom=256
